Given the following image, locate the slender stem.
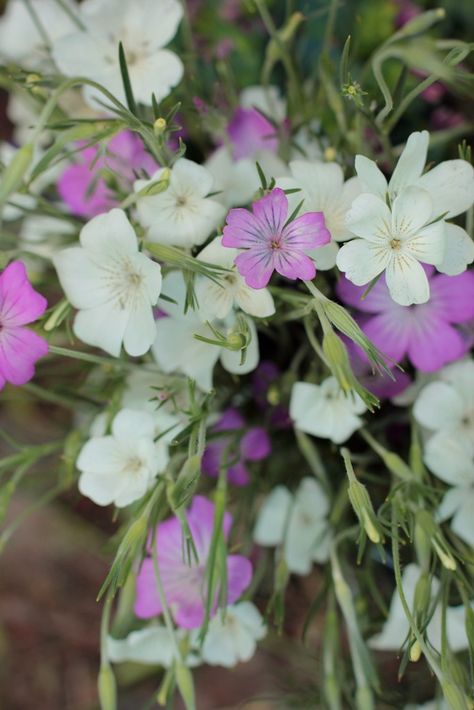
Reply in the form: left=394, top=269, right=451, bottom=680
left=53, top=0, right=86, bottom=30
left=151, top=533, right=182, bottom=659
left=21, top=0, right=52, bottom=52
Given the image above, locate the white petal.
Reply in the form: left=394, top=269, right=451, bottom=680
left=253, top=486, right=292, bottom=546
left=122, top=0, right=183, bottom=50
left=451, top=492, right=474, bottom=547
left=345, top=193, right=392, bottom=241
left=235, top=283, right=275, bottom=318
left=171, top=158, right=214, bottom=198
left=108, top=627, right=178, bottom=666
left=52, top=31, right=111, bottom=79
left=290, top=382, right=319, bottom=423
left=195, top=278, right=234, bottom=321
left=389, top=131, right=429, bottom=198
left=437, top=486, right=467, bottom=522
left=415, top=159, right=474, bottom=219
left=413, top=382, right=464, bottom=432
left=336, top=238, right=391, bottom=286
left=197, top=237, right=235, bottom=269
left=436, top=223, right=474, bottom=276
left=308, top=240, right=339, bottom=270
left=354, top=155, right=388, bottom=199
left=78, top=469, right=119, bottom=506
left=391, top=187, right=432, bottom=237
left=80, top=208, right=138, bottom=255
left=385, top=254, right=429, bottom=305
left=53, top=247, right=111, bottom=309
left=232, top=602, right=267, bottom=641
left=73, top=301, right=129, bottom=356
left=112, top=409, right=156, bottom=441
left=369, top=564, right=420, bottom=650
left=424, top=432, right=474, bottom=486
left=123, top=299, right=158, bottom=357
left=444, top=604, right=470, bottom=652
left=404, top=221, right=446, bottom=266
left=77, top=437, right=119, bottom=474
left=129, top=50, right=183, bottom=105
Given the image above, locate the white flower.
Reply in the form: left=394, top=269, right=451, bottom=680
left=353, top=130, right=474, bottom=278
left=239, top=85, right=286, bottom=121
left=77, top=408, right=161, bottom=507
left=135, top=159, right=226, bottom=247
left=205, top=146, right=287, bottom=208
left=337, top=186, right=446, bottom=305
left=108, top=626, right=200, bottom=667
left=413, top=359, right=474, bottom=546
left=254, top=478, right=331, bottom=575
left=0, top=0, right=77, bottom=65
left=153, top=272, right=260, bottom=390
left=196, top=602, right=266, bottom=667
left=53, top=208, right=162, bottom=357
left=290, top=378, right=366, bottom=444
left=370, top=564, right=470, bottom=654
left=52, top=0, right=183, bottom=106
left=195, top=237, right=275, bottom=320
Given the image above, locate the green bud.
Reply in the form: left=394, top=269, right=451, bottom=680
left=409, top=639, right=422, bottom=662
left=98, top=664, right=117, bottom=710
left=137, top=168, right=171, bottom=197
left=44, top=298, right=71, bottom=332
left=169, top=454, right=202, bottom=510
left=226, top=332, right=247, bottom=351
left=414, top=573, right=431, bottom=617
left=391, top=8, right=445, bottom=43
left=416, top=510, right=457, bottom=570
left=322, top=330, right=352, bottom=392
left=414, top=519, right=431, bottom=572
left=153, top=117, right=167, bottom=136
left=0, top=143, right=34, bottom=206
left=343, top=448, right=383, bottom=544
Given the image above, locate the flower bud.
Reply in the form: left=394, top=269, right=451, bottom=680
left=409, top=639, right=422, bottom=662
left=169, top=454, right=202, bottom=510
left=98, top=664, right=117, bottom=710
left=343, top=448, right=383, bottom=544
left=153, top=117, right=167, bottom=136
left=0, top=143, right=34, bottom=206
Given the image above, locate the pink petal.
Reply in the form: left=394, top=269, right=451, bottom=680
left=214, top=408, right=245, bottom=431
left=240, top=427, right=271, bottom=461
left=222, top=208, right=262, bottom=248
left=272, top=249, right=316, bottom=281
left=227, top=107, right=278, bottom=160
left=336, top=274, right=394, bottom=314
left=430, top=271, right=474, bottom=324
left=226, top=555, right=253, bottom=604
left=188, top=496, right=232, bottom=557
left=406, top=315, right=467, bottom=372
left=252, top=187, right=288, bottom=236
left=282, top=211, right=331, bottom=249
left=134, top=558, right=163, bottom=618
left=0, top=326, right=48, bottom=386
left=227, top=461, right=250, bottom=486
left=235, top=249, right=275, bottom=289
left=0, top=261, right=47, bottom=326
left=362, top=312, right=411, bottom=363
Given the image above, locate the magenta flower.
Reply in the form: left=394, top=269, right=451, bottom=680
left=222, top=188, right=330, bottom=288
left=0, top=261, right=48, bottom=390
left=227, top=107, right=279, bottom=160
left=134, top=496, right=252, bottom=628
left=337, top=268, right=474, bottom=372
left=57, top=130, right=158, bottom=218
left=202, top=408, right=271, bottom=486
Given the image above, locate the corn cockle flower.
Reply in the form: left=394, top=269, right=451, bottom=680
left=57, top=131, right=158, bottom=218
left=276, top=160, right=363, bottom=270
left=77, top=408, right=162, bottom=507
left=337, top=270, right=474, bottom=372
left=222, top=187, right=330, bottom=288
left=290, top=378, right=366, bottom=444
left=0, top=261, right=48, bottom=390
left=253, top=478, right=331, bottom=574
left=135, top=158, right=226, bottom=248
left=52, top=0, right=184, bottom=106
left=134, top=496, right=252, bottom=628
left=352, top=130, right=474, bottom=278
left=337, top=186, right=447, bottom=306
left=53, top=209, right=162, bottom=357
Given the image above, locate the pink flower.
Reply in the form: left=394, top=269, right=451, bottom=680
left=222, top=187, right=330, bottom=288
left=57, top=130, right=158, bottom=218
left=202, top=408, right=271, bottom=486
left=134, top=496, right=252, bottom=629
left=0, top=261, right=48, bottom=389
left=227, top=107, right=279, bottom=160
left=337, top=268, right=474, bottom=372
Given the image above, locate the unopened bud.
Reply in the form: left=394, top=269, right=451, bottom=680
left=44, top=298, right=71, bottom=331
left=226, top=332, right=246, bottom=351
left=324, top=147, right=337, bottom=162
left=153, top=117, right=167, bottom=136
left=322, top=331, right=351, bottom=392
left=409, top=639, right=422, bottom=662
left=98, top=664, right=117, bottom=710
left=169, top=454, right=201, bottom=510
left=414, top=519, right=431, bottom=572
left=343, top=448, right=383, bottom=544
left=0, top=143, right=34, bottom=206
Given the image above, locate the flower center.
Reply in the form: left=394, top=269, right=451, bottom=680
left=390, top=238, right=402, bottom=250
left=125, top=456, right=144, bottom=475
left=270, top=239, right=281, bottom=250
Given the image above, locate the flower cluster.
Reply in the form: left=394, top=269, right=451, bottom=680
left=1, top=0, right=474, bottom=707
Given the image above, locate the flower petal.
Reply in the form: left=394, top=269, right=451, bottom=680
left=354, top=155, right=388, bottom=200
left=429, top=270, right=474, bottom=324
left=272, top=249, right=316, bottom=281
left=234, top=249, right=274, bottom=289
left=415, top=159, right=474, bottom=219
left=389, top=130, right=429, bottom=198
left=424, top=431, right=474, bottom=486
left=345, top=194, right=392, bottom=242
left=73, top=301, right=130, bottom=357
left=413, top=381, right=464, bottom=432
left=0, top=326, right=48, bottom=385
left=336, top=239, right=391, bottom=286
left=283, top=211, right=331, bottom=249
left=385, top=254, right=430, bottom=305
left=437, top=224, right=474, bottom=276
left=406, top=316, right=466, bottom=372
left=0, top=260, right=47, bottom=326
left=80, top=208, right=138, bottom=255
left=404, top=220, right=446, bottom=266
left=222, top=208, right=263, bottom=248
left=252, top=187, right=288, bottom=235
left=336, top=274, right=393, bottom=314
left=391, top=186, right=432, bottom=237
left=253, top=486, right=292, bottom=546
